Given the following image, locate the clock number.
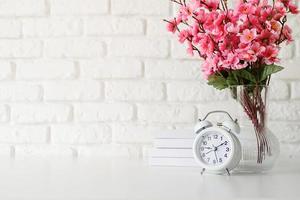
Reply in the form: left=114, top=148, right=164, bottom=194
left=219, top=158, right=222, bottom=163
left=201, top=153, right=205, bottom=157
left=224, top=141, right=228, bottom=145
left=213, top=135, right=218, bottom=139
left=220, top=136, right=223, bottom=141
left=203, top=141, right=207, bottom=145
left=208, top=136, right=211, bottom=141
left=200, top=147, right=204, bottom=151
left=226, top=147, right=230, bottom=152
left=224, top=153, right=228, bottom=158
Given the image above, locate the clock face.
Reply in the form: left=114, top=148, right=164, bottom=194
left=198, top=131, right=232, bottom=166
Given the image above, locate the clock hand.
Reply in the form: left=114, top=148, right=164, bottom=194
left=212, top=145, right=218, bottom=163
left=205, top=150, right=214, bottom=154
left=215, top=142, right=226, bottom=149
left=214, top=150, right=219, bottom=163
left=204, top=145, right=214, bottom=154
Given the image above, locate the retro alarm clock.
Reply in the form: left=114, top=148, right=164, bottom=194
left=193, top=110, right=242, bottom=175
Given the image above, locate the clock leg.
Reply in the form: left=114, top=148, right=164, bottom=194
left=201, top=168, right=206, bottom=175
left=226, top=168, right=231, bottom=176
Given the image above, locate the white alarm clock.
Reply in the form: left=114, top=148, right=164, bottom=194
left=193, top=111, right=242, bottom=175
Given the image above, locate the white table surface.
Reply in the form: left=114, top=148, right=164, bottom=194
left=0, top=157, right=299, bottom=200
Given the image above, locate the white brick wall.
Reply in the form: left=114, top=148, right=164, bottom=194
left=0, top=0, right=298, bottom=158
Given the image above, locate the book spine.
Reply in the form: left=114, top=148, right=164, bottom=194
left=154, top=129, right=195, bottom=139
left=154, top=138, right=194, bottom=148
left=149, top=157, right=199, bottom=167
left=149, top=148, right=193, bottom=158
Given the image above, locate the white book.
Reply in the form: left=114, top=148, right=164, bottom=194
left=154, top=138, right=194, bottom=149
left=149, top=148, right=193, bottom=158
left=149, top=157, right=199, bottom=167
left=154, top=129, right=194, bottom=139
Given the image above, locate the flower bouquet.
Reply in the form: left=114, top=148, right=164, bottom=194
left=165, top=0, right=298, bottom=165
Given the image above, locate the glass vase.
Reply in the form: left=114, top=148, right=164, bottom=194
left=229, top=85, right=280, bottom=173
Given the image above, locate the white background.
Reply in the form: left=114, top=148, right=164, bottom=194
left=0, top=0, right=298, bottom=158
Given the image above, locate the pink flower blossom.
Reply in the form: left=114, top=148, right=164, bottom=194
left=166, top=19, right=177, bottom=33
left=178, top=30, right=190, bottom=43
left=288, top=3, right=299, bottom=14
left=250, top=42, right=266, bottom=56
left=222, top=53, right=240, bottom=69
left=258, top=30, right=277, bottom=44
left=194, top=9, right=206, bottom=23
left=203, top=0, right=220, bottom=11
left=259, top=6, right=273, bottom=21
left=225, top=22, right=239, bottom=33
left=179, top=6, right=192, bottom=21
left=237, top=3, right=256, bottom=15
left=199, top=36, right=214, bottom=55
left=283, top=25, right=293, bottom=43
left=190, top=0, right=201, bottom=10
left=247, top=0, right=259, bottom=4
left=165, top=0, right=298, bottom=79
left=240, top=29, right=257, bottom=44
left=238, top=50, right=257, bottom=62
left=269, top=20, right=281, bottom=33
left=262, top=45, right=279, bottom=64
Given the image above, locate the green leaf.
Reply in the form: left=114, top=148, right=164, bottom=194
left=234, top=70, right=256, bottom=83
left=226, top=72, right=239, bottom=86
left=207, top=74, right=228, bottom=90
left=207, top=64, right=284, bottom=90
left=259, top=64, right=284, bottom=82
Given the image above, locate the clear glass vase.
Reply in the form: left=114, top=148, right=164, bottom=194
left=229, top=85, right=280, bottom=173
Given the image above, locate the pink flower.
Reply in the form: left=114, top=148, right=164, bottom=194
left=179, top=5, right=192, bottom=21
left=178, top=30, right=190, bottom=43
left=219, top=34, right=239, bottom=51
left=250, top=42, right=266, bottom=56
left=288, top=3, right=299, bottom=14
left=278, top=0, right=295, bottom=9
left=203, top=0, right=220, bottom=11
left=273, top=2, right=286, bottom=20
left=213, top=12, right=225, bottom=26
left=248, top=15, right=263, bottom=31
left=247, top=0, right=259, bottom=4
left=166, top=19, right=177, bottom=33
left=238, top=50, right=257, bottom=62
left=205, top=55, right=221, bottom=71
left=192, top=24, right=200, bottom=36
left=199, top=36, right=214, bottom=55
left=269, top=20, right=281, bottom=33
left=259, top=6, right=273, bottom=21
left=282, top=25, right=293, bottom=43
left=202, top=56, right=220, bottom=79
left=237, top=3, right=256, bottom=15
left=258, top=29, right=277, bottom=44
left=165, top=0, right=298, bottom=78
left=190, top=0, right=201, bottom=10
left=202, top=62, right=214, bottom=79
left=225, top=22, right=239, bottom=33
left=238, top=42, right=266, bottom=63
left=234, top=62, right=248, bottom=70
left=240, top=28, right=257, bottom=44
left=192, top=33, right=202, bottom=44
left=262, top=45, right=279, bottom=64
left=194, top=9, right=206, bottom=23
left=222, top=53, right=240, bottom=69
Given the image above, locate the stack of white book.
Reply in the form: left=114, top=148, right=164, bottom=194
left=149, top=129, right=199, bottom=167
